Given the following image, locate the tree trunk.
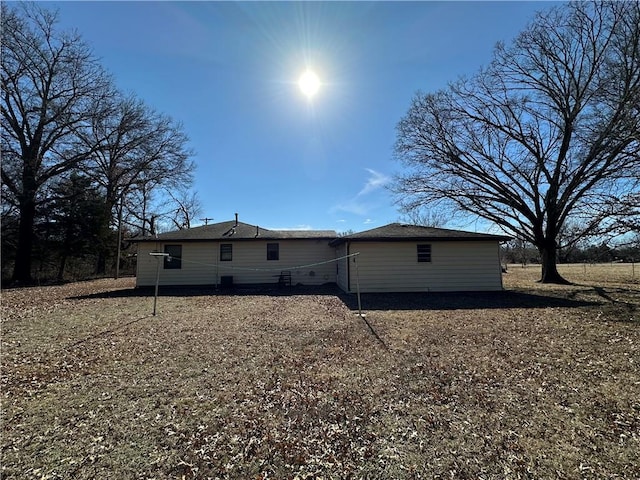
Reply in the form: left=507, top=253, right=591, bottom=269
left=57, top=223, right=73, bottom=282
left=57, top=254, right=68, bottom=283
left=95, top=200, right=115, bottom=275
left=539, top=242, right=570, bottom=284
left=95, top=253, right=107, bottom=275
left=12, top=198, right=36, bottom=284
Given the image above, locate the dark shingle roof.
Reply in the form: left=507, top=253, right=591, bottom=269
left=329, top=223, right=511, bottom=246
left=131, top=221, right=510, bottom=244
left=132, top=220, right=337, bottom=242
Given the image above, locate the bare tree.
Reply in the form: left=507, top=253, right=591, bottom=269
left=82, top=94, right=194, bottom=220
left=126, top=186, right=202, bottom=233
left=79, top=93, right=194, bottom=272
left=612, top=193, right=640, bottom=234
left=1, top=4, right=112, bottom=283
left=166, top=189, right=202, bottom=230
left=556, top=221, right=588, bottom=263
left=125, top=177, right=162, bottom=237
left=394, top=2, right=640, bottom=283
left=48, top=172, right=106, bottom=281
left=398, top=207, right=448, bottom=228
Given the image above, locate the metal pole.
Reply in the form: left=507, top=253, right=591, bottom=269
left=153, top=256, right=161, bottom=316
left=149, top=252, right=169, bottom=316
left=115, top=195, right=123, bottom=279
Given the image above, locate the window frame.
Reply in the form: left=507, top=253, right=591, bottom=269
left=220, top=243, right=233, bottom=261
left=267, top=242, right=279, bottom=261
left=417, top=244, right=432, bottom=263
left=163, top=244, right=182, bottom=269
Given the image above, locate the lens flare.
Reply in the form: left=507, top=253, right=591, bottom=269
left=298, top=70, right=320, bottom=98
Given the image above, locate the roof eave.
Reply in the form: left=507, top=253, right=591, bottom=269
left=330, top=235, right=511, bottom=246
left=131, top=235, right=338, bottom=243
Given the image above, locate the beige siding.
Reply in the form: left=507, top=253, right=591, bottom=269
left=136, top=240, right=335, bottom=287
left=136, top=242, right=217, bottom=287
left=335, top=243, right=349, bottom=291
left=345, top=241, right=503, bottom=293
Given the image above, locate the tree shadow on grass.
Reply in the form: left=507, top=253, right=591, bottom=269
left=69, top=284, right=600, bottom=311
left=565, top=285, right=640, bottom=322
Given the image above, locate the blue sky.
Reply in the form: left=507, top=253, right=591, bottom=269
left=48, top=1, right=552, bottom=233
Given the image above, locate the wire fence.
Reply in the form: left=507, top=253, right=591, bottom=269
left=507, top=262, right=637, bottom=282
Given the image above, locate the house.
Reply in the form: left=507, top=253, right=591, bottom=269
left=330, top=223, right=510, bottom=293
left=134, top=216, right=337, bottom=288
left=133, top=216, right=510, bottom=292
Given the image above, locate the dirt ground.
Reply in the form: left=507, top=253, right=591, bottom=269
left=1, top=265, right=638, bottom=479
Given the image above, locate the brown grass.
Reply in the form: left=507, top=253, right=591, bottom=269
left=2, top=267, right=639, bottom=479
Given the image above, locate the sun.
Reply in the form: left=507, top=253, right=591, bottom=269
left=298, top=70, right=320, bottom=98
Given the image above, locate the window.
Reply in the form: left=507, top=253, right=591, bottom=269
left=267, top=243, right=279, bottom=261
left=220, top=243, right=232, bottom=261
left=164, top=245, right=182, bottom=269
left=417, top=244, right=431, bottom=263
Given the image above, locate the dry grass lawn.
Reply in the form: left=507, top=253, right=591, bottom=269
left=1, top=264, right=638, bottom=479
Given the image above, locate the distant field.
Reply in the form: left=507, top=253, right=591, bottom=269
left=1, top=270, right=638, bottom=479
left=505, top=262, right=639, bottom=288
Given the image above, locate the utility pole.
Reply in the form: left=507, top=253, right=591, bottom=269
left=200, top=217, right=214, bottom=225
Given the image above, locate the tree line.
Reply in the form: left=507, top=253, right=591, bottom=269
left=502, top=236, right=640, bottom=266
left=1, top=4, right=201, bottom=285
